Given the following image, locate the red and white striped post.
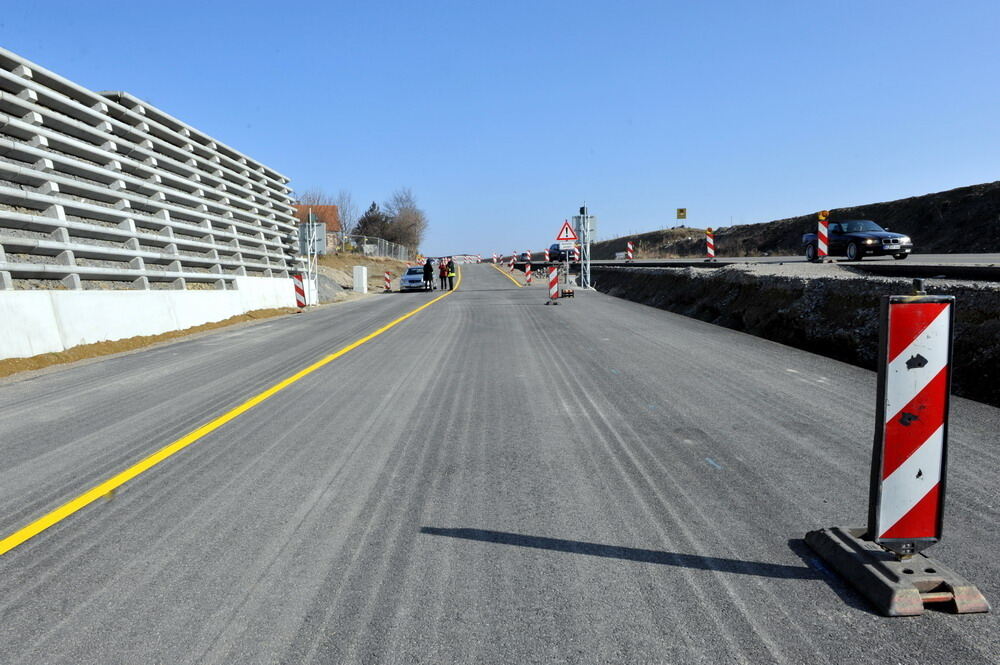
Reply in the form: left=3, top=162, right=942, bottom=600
left=548, top=266, right=559, bottom=301
left=509, top=253, right=516, bottom=272
left=384, top=271, right=392, bottom=292
left=706, top=228, right=715, bottom=260
left=869, top=294, right=955, bottom=556
left=817, top=210, right=830, bottom=260
left=626, top=241, right=634, bottom=262
left=292, top=272, right=306, bottom=308
left=544, top=248, right=550, bottom=262
left=572, top=246, right=580, bottom=261
left=525, top=262, right=532, bottom=284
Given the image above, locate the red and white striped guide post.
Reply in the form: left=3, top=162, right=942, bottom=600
left=544, top=248, right=550, bottom=262
left=492, top=253, right=497, bottom=264
left=525, top=262, right=532, bottom=284
left=384, top=271, right=392, bottom=292
left=548, top=266, right=559, bottom=300
left=292, top=272, right=306, bottom=308
left=509, top=253, right=516, bottom=272
left=572, top=246, right=580, bottom=261
left=626, top=241, right=634, bottom=261
left=706, top=228, right=715, bottom=259
left=868, top=295, right=955, bottom=556
left=817, top=210, right=829, bottom=259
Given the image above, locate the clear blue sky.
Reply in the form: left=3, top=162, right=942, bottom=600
left=3, top=1, right=997, bottom=255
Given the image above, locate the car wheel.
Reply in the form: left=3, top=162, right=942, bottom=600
left=846, top=242, right=860, bottom=261
left=894, top=253, right=909, bottom=260
left=805, top=244, right=817, bottom=262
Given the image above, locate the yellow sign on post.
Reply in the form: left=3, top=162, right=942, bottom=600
left=677, top=208, right=687, bottom=220
left=818, top=210, right=830, bottom=221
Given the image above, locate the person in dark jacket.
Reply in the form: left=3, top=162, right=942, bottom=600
left=438, top=259, right=448, bottom=290
left=422, top=258, right=434, bottom=291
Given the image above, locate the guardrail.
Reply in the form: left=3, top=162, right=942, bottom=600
left=0, top=47, right=301, bottom=291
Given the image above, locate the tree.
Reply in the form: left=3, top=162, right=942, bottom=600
left=352, top=202, right=393, bottom=239
left=382, top=187, right=427, bottom=251
left=335, top=189, right=358, bottom=233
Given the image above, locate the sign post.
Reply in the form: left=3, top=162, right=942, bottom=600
left=817, top=210, right=830, bottom=262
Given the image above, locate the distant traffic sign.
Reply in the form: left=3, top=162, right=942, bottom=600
left=677, top=208, right=687, bottom=220
left=556, top=221, right=578, bottom=242
left=558, top=241, right=575, bottom=250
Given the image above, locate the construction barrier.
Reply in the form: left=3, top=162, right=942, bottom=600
left=525, top=263, right=532, bottom=285
left=869, top=295, right=954, bottom=555
left=572, top=246, right=580, bottom=261
left=548, top=266, right=558, bottom=300
left=626, top=241, right=634, bottom=261
left=292, top=273, right=306, bottom=308
left=384, top=271, right=392, bottom=292
left=805, top=287, right=989, bottom=616
left=818, top=210, right=829, bottom=259
left=706, top=228, right=715, bottom=259
left=509, top=254, right=515, bottom=272
left=544, top=248, right=550, bottom=262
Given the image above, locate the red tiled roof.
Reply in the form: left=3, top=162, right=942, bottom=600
left=293, top=204, right=341, bottom=232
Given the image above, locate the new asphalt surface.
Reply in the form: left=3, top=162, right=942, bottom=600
left=0, top=264, right=997, bottom=664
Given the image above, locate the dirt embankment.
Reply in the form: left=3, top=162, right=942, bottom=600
left=593, top=180, right=1000, bottom=259
left=592, top=265, right=1000, bottom=407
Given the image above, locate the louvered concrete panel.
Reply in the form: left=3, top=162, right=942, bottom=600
left=0, top=47, right=301, bottom=291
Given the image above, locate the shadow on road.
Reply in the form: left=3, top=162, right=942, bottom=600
left=420, top=526, right=819, bottom=580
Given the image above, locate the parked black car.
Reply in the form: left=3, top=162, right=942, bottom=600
left=802, top=220, right=913, bottom=261
left=548, top=243, right=576, bottom=262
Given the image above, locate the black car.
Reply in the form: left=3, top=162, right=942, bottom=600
left=548, top=243, right=576, bottom=262
left=802, top=220, right=913, bottom=261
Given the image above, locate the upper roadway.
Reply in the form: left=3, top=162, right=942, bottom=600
left=0, top=264, right=997, bottom=664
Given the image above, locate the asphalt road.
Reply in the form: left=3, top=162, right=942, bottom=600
left=0, top=264, right=997, bottom=664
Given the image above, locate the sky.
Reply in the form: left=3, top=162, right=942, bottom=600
left=2, top=1, right=998, bottom=255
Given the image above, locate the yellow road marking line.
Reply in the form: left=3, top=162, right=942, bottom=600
left=0, top=266, right=463, bottom=557
left=491, top=262, right=523, bottom=287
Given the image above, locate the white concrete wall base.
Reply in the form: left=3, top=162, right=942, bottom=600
left=0, top=277, right=295, bottom=360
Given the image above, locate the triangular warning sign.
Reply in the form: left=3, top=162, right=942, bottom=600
left=556, top=221, right=578, bottom=241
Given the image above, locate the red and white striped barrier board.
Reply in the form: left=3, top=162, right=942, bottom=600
left=525, top=263, right=532, bottom=284
left=548, top=266, right=558, bottom=299
left=626, top=241, right=634, bottom=261
left=544, top=248, right=550, bottom=262
left=509, top=254, right=515, bottom=272
left=525, top=250, right=532, bottom=262
left=818, top=221, right=829, bottom=258
left=868, top=295, right=955, bottom=556
left=384, top=271, right=391, bottom=292
left=292, top=272, right=306, bottom=308
left=572, top=246, right=580, bottom=261
left=706, top=228, right=715, bottom=259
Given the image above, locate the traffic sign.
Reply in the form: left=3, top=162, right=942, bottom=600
left=558, top=241, right=575, bottom=250
left=556, top=221, right=578, bottom=242
left=677, top=208, right=687, bottom=220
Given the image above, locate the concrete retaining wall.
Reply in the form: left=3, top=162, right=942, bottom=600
left=593, top=266, right=1000, bottom=407
left=0, top=276, right=294, bottom=359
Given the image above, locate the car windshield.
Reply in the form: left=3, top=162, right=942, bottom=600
left=406, top=267, right=423, bottom=275
left=841, top=220, right=885, bottom=233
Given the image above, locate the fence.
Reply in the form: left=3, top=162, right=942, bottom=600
left=326, top=233, right=412, bottom=262
left=0, top=47, right=301, bottom=291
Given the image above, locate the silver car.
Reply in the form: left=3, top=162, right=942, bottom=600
left=399, top=265, right=432, bottom=291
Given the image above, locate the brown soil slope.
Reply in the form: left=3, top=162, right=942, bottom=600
left=593, top=180, right=1000, bottom=259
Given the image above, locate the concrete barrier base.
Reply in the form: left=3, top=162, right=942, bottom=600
left=805, top=526, right=990, bottom=616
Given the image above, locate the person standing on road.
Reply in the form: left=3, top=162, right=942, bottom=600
left=438, top=259, right=448, bottom=290
left=447, top=258, right=456, bottom=290
left=422, top=258, right=434, bottom=291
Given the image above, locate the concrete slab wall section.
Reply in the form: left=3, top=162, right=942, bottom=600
left=0, top=276, right=295, bottom=360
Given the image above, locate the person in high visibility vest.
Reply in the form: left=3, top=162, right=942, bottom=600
left=446, top=258, right=456, bottom=290
left=438, top=259, right=448, bottom=290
